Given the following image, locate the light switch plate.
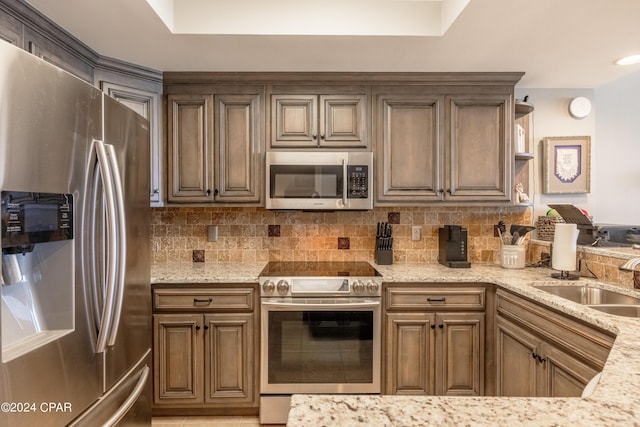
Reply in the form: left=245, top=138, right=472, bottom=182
left=411, top=226, right=421, bottom=241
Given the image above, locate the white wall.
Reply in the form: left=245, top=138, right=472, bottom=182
left=517, top=74, right=640, bottom=226
left=594, top=71, right=640, bottom=225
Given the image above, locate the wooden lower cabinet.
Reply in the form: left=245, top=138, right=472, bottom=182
left=496, top=290, right=614, bottom=397
left=386, top=312, right=484, bottom=396
left=384, top=285, right=486, bottom=397
left=152, top=285, right=258, bottom=413
left=154, top=313, right=256, bottom=407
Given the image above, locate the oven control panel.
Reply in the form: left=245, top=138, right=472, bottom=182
left=260, top=277, right=381, bottom=297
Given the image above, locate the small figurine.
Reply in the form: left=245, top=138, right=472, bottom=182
left=515, top=183, right=530, bottom=203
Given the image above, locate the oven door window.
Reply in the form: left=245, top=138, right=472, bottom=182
left=267, top=310, right=373, bottom=384
left=269, top=165, right=343, bottom=199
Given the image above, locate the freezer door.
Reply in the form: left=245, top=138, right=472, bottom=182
left=69, top=350, right=152, bottom=427
left=102, top=95, right=152, bottom=391
left=0, top=41, right=103, bottom=426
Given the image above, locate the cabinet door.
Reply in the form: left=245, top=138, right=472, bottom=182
left=102, top=82, right=163, bottom=205
left=375, top=94, right=443, bottom=204
left=436, top=312, right=484, bottom=396
left=271, top=94, right=318, bottom=147
left=495, top=316, right=538, bottom=397
left=167, top=94, right=215, bottom=202
left=385, top=313, right=436, bottom=395
left=538, top=342, right=598, bottom=397
left=319, top=95, right=367, bottom=148
left=153, top=314, right=203, bottom=405
left=446, top=94, right=511, bottom=202
left=215, top=94, right=262, bottom=203
left=204, top=313, right=256, bottom=406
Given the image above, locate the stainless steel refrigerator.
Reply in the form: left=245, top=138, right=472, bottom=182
left=0, top=40, right=151, bottom=426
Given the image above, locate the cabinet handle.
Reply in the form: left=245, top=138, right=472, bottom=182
left=446, top=189, right=452, bottom=194
left=532, top=352, right=538, bottom=359
left=427, top=297, right=446, bottom=303
left=537, top=355, right=547, bottom=363
left=195, top=325, right=201, bottom=331
left=436, top=189, right=444, bottom=196
left=194, top=298, right=213, bottom=304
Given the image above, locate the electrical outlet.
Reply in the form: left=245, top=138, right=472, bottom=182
left=412, top=226, right=421, bottom=241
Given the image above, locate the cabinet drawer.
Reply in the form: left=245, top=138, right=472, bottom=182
left=153, top=288, right=255, bottom=312
left=385, top=287, right=485, bottom=311
left=496, top=290, right=614, bottom=369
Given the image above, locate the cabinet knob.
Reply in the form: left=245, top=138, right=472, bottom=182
left=312, top=134, right=318, bottom=140
left=431, top=324, right=436, bottom=329
left=214, top=189, right=219, bottom=196
left=436, top=189, right=444, bottom=195
left=206, top=189, right=211, bottom=196
left=446, top=189, right=452, bottom=194
left=320, top=134, right=325, bottom=140
left=195, top=325, right=201, bottom=331
left=439, top=324, right=444, bottom=329
left=204, top=325, right=209, bottom=330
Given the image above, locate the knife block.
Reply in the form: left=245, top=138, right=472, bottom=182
left=375, top=249, right=393, bottom=265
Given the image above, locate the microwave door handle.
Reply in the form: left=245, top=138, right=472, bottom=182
left=94, top=139, right=118, bottom=354
left=105, top=143, right=126, bottom=347
left=342, top=158, right=348, bottom=207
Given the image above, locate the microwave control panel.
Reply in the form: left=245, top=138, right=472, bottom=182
left=347, top=165, right=369, bottom=198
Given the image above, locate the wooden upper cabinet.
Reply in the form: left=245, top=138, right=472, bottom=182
left=167, top=94, right=215, bottom=203
left=445, top=94, right=512, bottom=202
left=167, top=88, right=264, bottom=205
left=271, top=91, right=368, bottom=148
left=215, top=94, right=262, bottom=203
left=374, top=88, right=513, bottom=205
left=374, top=92, right=443, bottom=203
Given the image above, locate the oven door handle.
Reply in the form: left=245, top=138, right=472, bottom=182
left=261, top=300, right=380, bottom=309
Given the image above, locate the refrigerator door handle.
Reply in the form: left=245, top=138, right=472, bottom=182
left=102, top=365, right=150, bottom=427
left=105, top=143, right=126, bottom=347
left=94, top=139, right=119, bottom=354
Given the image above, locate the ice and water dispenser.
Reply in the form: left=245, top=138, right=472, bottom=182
left=1, top=191, right=74, bottom=361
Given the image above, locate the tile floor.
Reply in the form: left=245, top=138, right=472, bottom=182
left=152, top=416, right=284, bottom=427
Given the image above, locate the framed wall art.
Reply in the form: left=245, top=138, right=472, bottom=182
left=542, top=136, right=591, bottom=194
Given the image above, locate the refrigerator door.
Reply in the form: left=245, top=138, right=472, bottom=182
left=102, top=95, right=151, bottom=391
left=0, top=42, right=102, bottom=426
left=69, top=350, right=152, bottom=427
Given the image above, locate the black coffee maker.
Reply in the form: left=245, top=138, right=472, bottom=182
left=438, top=225, right=471, bottom=268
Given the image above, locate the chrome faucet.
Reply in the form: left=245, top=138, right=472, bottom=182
left=620, top=258, right=640, bottom=272
left=620, top=258, right=640, bottom=289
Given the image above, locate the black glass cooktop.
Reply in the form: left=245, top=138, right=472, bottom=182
left=260, top=261, right=381, bottom=277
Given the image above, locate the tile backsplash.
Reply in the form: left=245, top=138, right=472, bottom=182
left=151, top=206, right=532, bottom=265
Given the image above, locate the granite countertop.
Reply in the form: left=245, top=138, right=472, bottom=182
left=289, top=263, right=640, bottom=426
left=150, top=260, right=640, bottom=425
left=151, top=262, right=266, bottom=284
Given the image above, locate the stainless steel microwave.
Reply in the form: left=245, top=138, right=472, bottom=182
left=266, top=151, right=373, bottom=210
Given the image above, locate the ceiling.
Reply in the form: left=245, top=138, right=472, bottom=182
left=25, top=0, right=640, bottom=88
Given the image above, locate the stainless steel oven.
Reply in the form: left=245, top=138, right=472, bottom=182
left=258, top=261, right=381, bottom=424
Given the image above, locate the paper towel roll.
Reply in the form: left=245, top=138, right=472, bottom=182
left=552, top=223, right=579, bottom=271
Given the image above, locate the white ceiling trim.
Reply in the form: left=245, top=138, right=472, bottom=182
left=146, top=0, right=469, bottom=36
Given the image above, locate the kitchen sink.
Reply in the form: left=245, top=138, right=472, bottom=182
left=588, top=305, right=640, bottom=318
left=533, top=285, right=640, bottom=305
